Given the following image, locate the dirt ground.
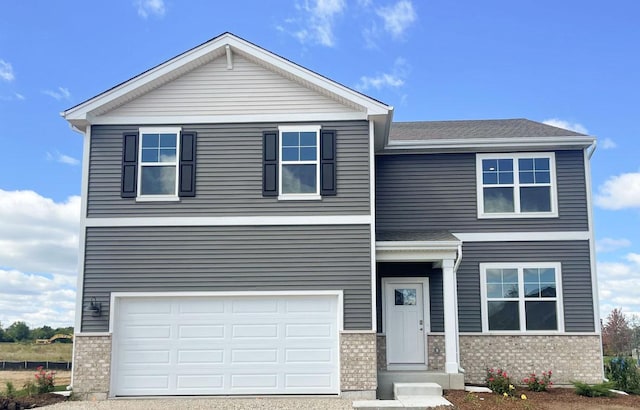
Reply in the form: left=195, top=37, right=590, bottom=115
left=0, top=370, right=71, bottom=389
left=445, top=388, right=640, bottom=410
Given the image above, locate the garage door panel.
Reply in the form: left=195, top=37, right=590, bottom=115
left=178, top=324, right=225, bottom=339
left=113, top=295, right=339, bottom=396
left=177, top=349, right=224, bottom=364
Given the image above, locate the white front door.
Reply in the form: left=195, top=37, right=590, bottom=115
left=384, top=279, right=428, bottom=366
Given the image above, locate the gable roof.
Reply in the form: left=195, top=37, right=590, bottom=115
left=62, top=32, right=393, bottom=132
left=380, top=118, right=595, bottom=152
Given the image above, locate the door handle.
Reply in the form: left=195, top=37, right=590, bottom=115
left=419, top=319, right=423, bottom=331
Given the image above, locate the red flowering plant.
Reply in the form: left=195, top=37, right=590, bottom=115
left=485, top=368, right=515, bottom=395
left=523, top=370, right=553, bottom=392
left=34, top=366, right=56, bottom=394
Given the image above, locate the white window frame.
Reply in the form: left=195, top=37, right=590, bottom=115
left=278, top=125, right=321, bottom=200
left=137, top=127, right=181, bottom=202
left=476, top=152, right=558, bottom=218
left=480, top=262, right=564, bottom=334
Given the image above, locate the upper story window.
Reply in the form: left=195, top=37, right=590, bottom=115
left=138, top=127, right=181, bottom=198
left=121, top=127, right=196, bottom=200
left=278, top=125, right=321, bottom=200
left=476, top=153, right=557, bottom=218
left=480, top=263, right=563, bottom=333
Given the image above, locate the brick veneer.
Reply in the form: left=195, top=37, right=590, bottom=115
left=340, top=331, right=377, bottom=394
left=459, top=335, right=603, bottom=385
left=72, top=334, right=111, bottom=400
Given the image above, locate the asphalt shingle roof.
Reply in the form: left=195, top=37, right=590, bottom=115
left=389, top=118, right=586, bottom=141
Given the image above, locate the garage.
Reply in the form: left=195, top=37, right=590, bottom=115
left=111, top=292, right=341, bottom=396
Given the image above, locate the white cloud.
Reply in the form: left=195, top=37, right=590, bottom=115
left=542, top=118, right=588, bottom=134
left=287, top=0, right=346, bottom=47
left=600, top=137, right=617, bottom=149
left=135, top=0, right=165, bottom=19
left=376, top=0, right=417, bottom=39
left=595, top=172, right=640, bottom=210
left=0, top=59, right=14, bottom=82
left=43, top=87, right=71, bottom=101
left=598, top=253, right=640, bottom=319
left=46, top=151, right=80, bottom=166
left=356, top=57, right=409, bottom=91
left=14, top=92, right=25, bottom=100
left=596, top=237, right=631, bottom=253
left=0, top=190, right=80, bottom=328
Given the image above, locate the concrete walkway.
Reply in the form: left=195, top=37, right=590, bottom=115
left=49, top=397, right=354, bottom=410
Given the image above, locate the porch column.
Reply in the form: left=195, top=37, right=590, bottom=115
left=442, top=258, right=459, bottom=373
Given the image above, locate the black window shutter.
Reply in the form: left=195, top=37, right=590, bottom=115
left=121, top=132, right=139, bottom=198
left=179, top=131, right=197, bottom=197
left=320, top=130, right=337, bottom=196
left=263, top=131, right=278, bottom=196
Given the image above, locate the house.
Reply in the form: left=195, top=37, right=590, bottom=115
left=62, top=33, right=603, bottom=400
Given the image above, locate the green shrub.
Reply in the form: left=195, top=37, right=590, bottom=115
left=572, top=381, right=615, bottom=397
left=485, top=368, right=516, bottom=396
left=523, top=370, right=553, bottom=392
left=2, top=382, right=16, bottom=399
left=605, top=355, right=640, bottom=394
left=34, top=366, right=56, bottom=394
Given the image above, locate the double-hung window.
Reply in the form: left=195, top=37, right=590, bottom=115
left=477, top=153, right=557, bottom=217
left=138, top=127, right=181, bottom=198
left=278, top=125, right=321, bottom=199
left=480, top=263, right=563, bottom=332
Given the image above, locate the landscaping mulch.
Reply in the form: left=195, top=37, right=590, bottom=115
left=445, top=387, right=640, bottom=409
left=1, top=393, right=66, bottom=409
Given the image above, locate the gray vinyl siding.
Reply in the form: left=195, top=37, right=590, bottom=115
left=375, top=150, right=588, bottom=232
left=376, top=262, right=444, bottom=333
left=456, top=241, right=594, bottom=333
left=87, top=121, right=369, bottom=217
left=82, top=225, right=371, bottom=332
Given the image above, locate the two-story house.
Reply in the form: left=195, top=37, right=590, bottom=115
left=62, top=33, right=603, bottom=400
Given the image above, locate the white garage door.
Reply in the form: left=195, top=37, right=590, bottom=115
left=112, top=294, right=340, bottom=396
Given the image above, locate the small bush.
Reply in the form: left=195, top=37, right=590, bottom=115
left=22, top=381, right=37, bottom=397
left=523, top=370, right=553, bottom=392
left=2, top=382, right=16, bottom=399
left=34, top=366, right=56, bottom=394
left=605, top=355, right=640, bottom=394
left=572, top=380, right=615, bottom=397
left=485, top=368, right=516, bottom=395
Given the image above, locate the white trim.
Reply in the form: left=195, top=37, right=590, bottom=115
left=584, top=146, right=605, bottom=380
left=85, top=214, right=373, bottom=227
left=137, top=126, right=181, bottom=199
left=384, top=136, right=596, bottom=152
left=108, top=289, right=344, bottom=334
left=71, top=124, right=91, bottom=388
left=381, top=277, right=430, bottom=368
left=476, top=152, right=558, bottom=218
left=479, top=262, right=565, bottom=334
left=369, top=120, right=377, bottom=331
left=85, top=112, right=369, bottom=126
left=441, top=259, right=460, bottom=373
left=340, top=330, right=376, bottom=334
left=278, top=125, right=321, bottom=198
left=452, top=231, right=590, bottom=242
left=73, top=332, right=112, bottom=337
left=376, top=241, right=459, bottom=262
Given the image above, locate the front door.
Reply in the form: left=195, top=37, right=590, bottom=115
left=384, top=279, right=428, bottom=366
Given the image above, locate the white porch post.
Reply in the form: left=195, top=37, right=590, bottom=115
left=442, top=258, right=459, bottom=373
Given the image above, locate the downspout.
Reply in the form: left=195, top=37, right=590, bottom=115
left=453, top=243, right=464, bottom=373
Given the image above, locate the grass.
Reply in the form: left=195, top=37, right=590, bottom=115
left=0, top=342, right=72, bottom=362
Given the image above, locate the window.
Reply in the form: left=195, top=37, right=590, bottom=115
left=138, top=127, right=181, bottom=198
left=476, top=153, right=557, bottom=217
left=480, top=263, right=563, bottom=332
left=121, top=128, right=196, bottom=199
left=278, top=125, right=321, bottom=199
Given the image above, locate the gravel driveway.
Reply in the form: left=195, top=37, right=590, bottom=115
left=48, top=397, right=354, bottom=409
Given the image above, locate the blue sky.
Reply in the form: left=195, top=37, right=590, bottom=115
left=0, top=0, right=639, bottom=328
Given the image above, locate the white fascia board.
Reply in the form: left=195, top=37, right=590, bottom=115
left=63, top=33, right=392, bottom=124
left=86, top=214, right=373, bottom=227
left=90, top=112, right=368, bottom=126
left=383, top=136, right=596, bottom=152
left=376, top=240, right=461, bottom=251
left=453, top=231, right=590, bottom=242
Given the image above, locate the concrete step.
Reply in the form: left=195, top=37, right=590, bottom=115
left=393, top=382, right=443, bottom=398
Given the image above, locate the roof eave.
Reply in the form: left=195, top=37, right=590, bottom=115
left=381, top=135, right=596, bottom=153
